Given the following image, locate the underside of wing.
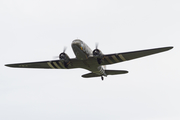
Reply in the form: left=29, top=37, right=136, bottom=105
left=5, top=59, right=82, bottom=69
left=101, top=46, right=173, bottom=65
left=5, top=61, right=53, bottom=69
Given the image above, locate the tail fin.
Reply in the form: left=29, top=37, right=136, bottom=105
left=82, top=70, right=128, bottom=78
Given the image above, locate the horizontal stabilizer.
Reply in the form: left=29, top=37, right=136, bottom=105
left=82, top=73, right=101, bottom=78
left=82, top=70, right=128, bottom=78
left=105, top=70, right=128, bottom=75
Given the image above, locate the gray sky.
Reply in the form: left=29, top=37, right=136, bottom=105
left=0, top=0, right=180, bottom=120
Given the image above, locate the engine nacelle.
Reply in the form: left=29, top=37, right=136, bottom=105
left=59, top=53, right=70, bottom=68
left=93, top=49, right=103, bottom=58
left=93, top=49, right=104, bottom=64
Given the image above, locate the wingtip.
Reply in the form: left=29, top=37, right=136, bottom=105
left=166, top=46, right=174, bottom=51
left=5, top=64, right=17, bottom=68
left=162, top=46, right=173, bottom=51
left=169, top=46, right=173, bottom=49
left=5, top=64, right=11, bottom=67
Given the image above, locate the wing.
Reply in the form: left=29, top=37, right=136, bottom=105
left=100, top=46, right=173, bottom=65
left=5, top=58, right=83, bottom=69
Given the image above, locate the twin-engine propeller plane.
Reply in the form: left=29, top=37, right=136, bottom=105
left=5, top=39, right=173, bottom=80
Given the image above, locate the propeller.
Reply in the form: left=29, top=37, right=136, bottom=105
left=59, top=47, right=67, bottom=59
left=63, top=47, right=67, bottom=53
left=93, top=43, right=100, bottom=56
left=53, top=47, right=67, bottom=59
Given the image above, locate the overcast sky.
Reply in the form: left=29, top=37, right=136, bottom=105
left=0, top=0, right=180, bottom=120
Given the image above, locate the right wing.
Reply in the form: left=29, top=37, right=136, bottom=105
left=100, top=46, right=173, bottom=65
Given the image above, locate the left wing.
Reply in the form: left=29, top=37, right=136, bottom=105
left=100, top=46, right=173, bottom=65
left=5, top=59, right=83, bottom=69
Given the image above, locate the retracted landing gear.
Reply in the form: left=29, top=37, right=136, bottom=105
left=101, top=76, right=104, bottom=81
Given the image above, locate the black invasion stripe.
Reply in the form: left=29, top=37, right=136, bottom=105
left=56, top=61, right=64, bottom=68
left=116, top=54, right=123, bottom=62
left=117, top=54, right=125, bottom=61
left=51, top=62, right=57, bottom=68
left=103, top=58, right=110, bottom=64
left=53, top=61, right=61, bottom=68
left=108, top=56, right=116, bottom=63
left=55, top=61, right=62, bottom=68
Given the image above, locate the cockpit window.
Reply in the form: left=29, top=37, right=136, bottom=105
left=73, top=39, right=83, bottom=43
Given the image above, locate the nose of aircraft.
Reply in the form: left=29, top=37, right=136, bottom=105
left=71, top=39, right=82, bottom=48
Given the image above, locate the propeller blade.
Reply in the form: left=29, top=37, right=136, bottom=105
left=63, top=47, right=67, bottom=53
left=95, top=43, right=98, bottom=49
left=53, top=56, right=59, bottom=59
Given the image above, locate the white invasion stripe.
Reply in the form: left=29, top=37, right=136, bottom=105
left=112, top=55, right=119, bottom=62
left=105, top=56, right=113, bottom=64
left=119, top=54, right=126, bottom=61
left=53, top=62, right=61, bottom=69
left=47, top=62, right=55, bottom=69
left=59, top=62, right=65, bottom=68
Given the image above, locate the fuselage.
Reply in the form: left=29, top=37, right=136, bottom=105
left=71, top=39, right=92, bottom=60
